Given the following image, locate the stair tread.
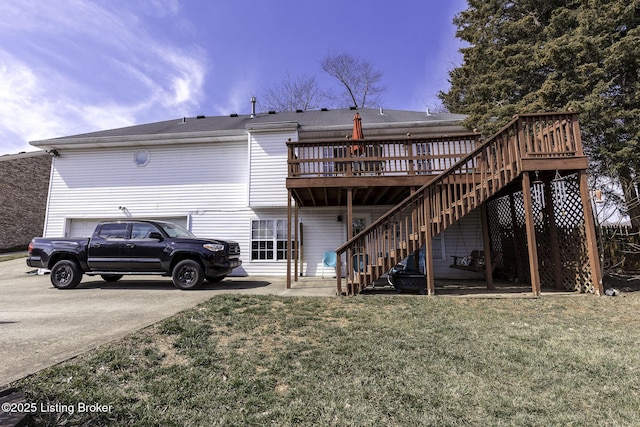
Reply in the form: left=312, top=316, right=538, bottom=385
left=337, top=114, right=546, bottom=294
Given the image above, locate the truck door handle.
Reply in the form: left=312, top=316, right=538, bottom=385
left=93, top=243, right=101, bottom=248
left=125, top=243, right=135, bottom=248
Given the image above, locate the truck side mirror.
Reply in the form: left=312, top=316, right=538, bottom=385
left=148, top=232, right=163, bottom=240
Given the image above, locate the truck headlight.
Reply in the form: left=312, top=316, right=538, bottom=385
left=203, top=243, right=225, bottom=252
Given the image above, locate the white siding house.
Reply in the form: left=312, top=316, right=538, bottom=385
left=32, top=109, right=487, bottom=279
left=248, top=123, right=297, bottom=207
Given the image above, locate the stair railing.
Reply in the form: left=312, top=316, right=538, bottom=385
left=335, top=113, right=582, bottom=294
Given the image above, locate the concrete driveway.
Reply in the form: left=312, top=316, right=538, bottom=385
left=0, top=257, right=334, bottom=387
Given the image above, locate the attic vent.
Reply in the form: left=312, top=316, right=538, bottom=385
left=268, top=111, right=276, bottom=114
left=296, top=109, right=304, bottom=113
left=321, top=108, right=328, bottom=111
left=230, top=113, right=238, bottom=117
left=349, top=106, right=357, bottom=110
left=134, top=150, right=150, bottom=167
left=196, top=115, right=206, bottom=119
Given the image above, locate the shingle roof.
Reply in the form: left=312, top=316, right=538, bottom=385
left=45, top=108, right=467, bottom=141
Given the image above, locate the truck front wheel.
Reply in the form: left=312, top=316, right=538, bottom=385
left=172, top=259, right=204, bottom=290
left=50, top=260, right=83, bottom=289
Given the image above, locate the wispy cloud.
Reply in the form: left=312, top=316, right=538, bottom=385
left=154, top=45, right=207, bottom=107
left=0, top=0, right=208, bottom=154
left=0, top=52, right=90, bottom=148
left=212, top=79, right=256, bottom=117
left=148, top=0, right=181, bottom=17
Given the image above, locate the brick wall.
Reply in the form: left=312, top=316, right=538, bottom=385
left=0, top=152, right=51, bottom=252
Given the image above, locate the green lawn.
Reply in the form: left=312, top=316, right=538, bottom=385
left=15, top=293, right=640, bottom=426
left=0, top=253, right=26, bottom=262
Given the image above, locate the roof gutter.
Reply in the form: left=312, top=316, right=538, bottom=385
left=300, top=118, right=467, bottom=133
left=30, top=129, right=248, bottom=150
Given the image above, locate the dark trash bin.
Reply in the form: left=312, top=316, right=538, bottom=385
left=387, top=264, right=427, bottom=295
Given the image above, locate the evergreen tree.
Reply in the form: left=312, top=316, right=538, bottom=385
left=440, top=0, right=640, bottom=224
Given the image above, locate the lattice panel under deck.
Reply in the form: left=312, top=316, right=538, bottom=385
left=513, top=194, right=530, bottom=282
left=486, top=199, right=503, bottom=263
left=551, top=174, right=593, bottom=292
left=532, top=181, right=554, bottom=289
left=487, top=196, right=516, bottom=277
left=487, top=173, right=594, bottom=292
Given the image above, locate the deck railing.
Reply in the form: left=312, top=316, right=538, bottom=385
left=334, top=113, right=585, bottom=294
left=287, top=135, right=481, bottom=179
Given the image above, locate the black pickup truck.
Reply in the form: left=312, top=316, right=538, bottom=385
left=27, top=220, right=242, bottom=290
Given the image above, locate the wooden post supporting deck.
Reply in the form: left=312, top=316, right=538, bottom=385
left=294, top=201, right=299, bottom=281
left=480, top=203, right=495, bottom=290
left=425, top=191, right=435, bottom=295
left=579, top=170, right=604, bottom=295
left=347, top=188, right=354, bottom=294
left=286, top=190, right=292, bottom=289
left=522, top=172, right=542, bottom=296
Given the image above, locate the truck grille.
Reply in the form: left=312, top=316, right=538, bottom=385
left=229, top=243, right=241, bottom=257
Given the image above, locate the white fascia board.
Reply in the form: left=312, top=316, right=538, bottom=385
left=30, top=129, right=248, bottom=150
left=245, top=121, right=299, bottom=133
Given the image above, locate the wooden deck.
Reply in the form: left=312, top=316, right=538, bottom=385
left=286, top=133, right=480, bottom=207
left=285, top=113, right=603, bottom=297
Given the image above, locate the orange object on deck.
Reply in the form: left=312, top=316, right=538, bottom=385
left=351, top=112, right=364, bottom=155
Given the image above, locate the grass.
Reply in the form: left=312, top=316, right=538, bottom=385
left=0, top=252, right=26, bottom=262
left=14, top=293, right=640, bottom=426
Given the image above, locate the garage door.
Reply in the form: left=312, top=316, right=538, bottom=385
left=67, top=217, right=189, bottom=238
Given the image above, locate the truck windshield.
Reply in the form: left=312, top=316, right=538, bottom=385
left=158, top=223, right=196, bottom=238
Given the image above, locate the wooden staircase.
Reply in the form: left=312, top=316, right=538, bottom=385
left=335, top=113, right=589, bottom=294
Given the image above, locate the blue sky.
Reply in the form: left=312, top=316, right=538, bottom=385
left=0, top=0, right=468, bottom=155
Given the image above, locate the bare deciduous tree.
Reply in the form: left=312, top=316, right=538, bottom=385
left=259, top=72, right=329, bottom=112
left=320, top=52, right=385, bottom=109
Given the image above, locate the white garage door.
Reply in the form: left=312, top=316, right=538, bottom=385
left=67, top=217, right=189, bottom=238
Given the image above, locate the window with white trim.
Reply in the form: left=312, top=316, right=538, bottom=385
left=251, top=220, right=288, bottom=260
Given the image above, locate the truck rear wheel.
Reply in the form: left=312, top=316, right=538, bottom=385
left=50, top=260, right=83, bottom=289
left=172, top=259, right=204, bottom=290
